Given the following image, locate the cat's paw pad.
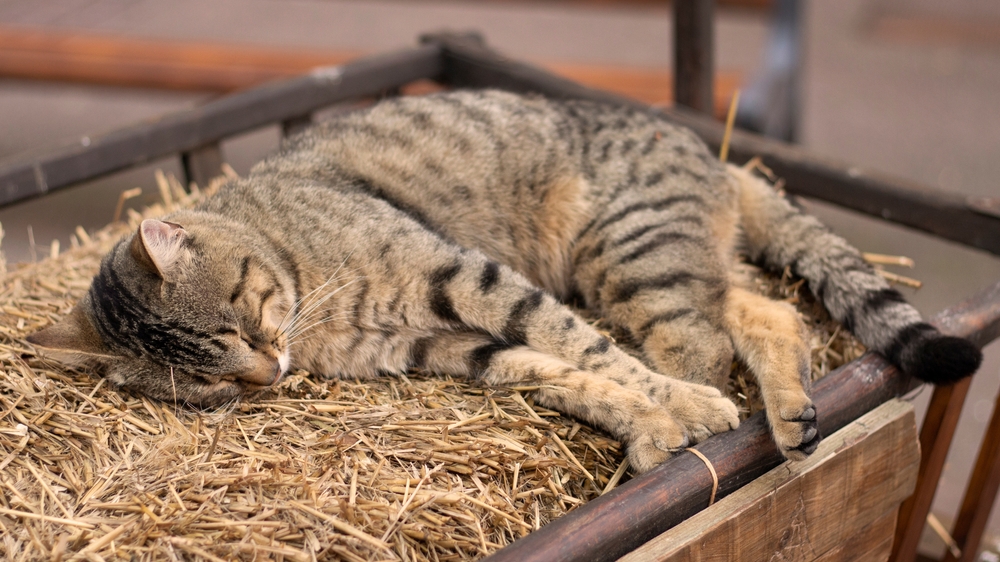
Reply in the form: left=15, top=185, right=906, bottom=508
left=770, top=402, right=821, bottom=461
left=626, top=410, right=689, bottom=473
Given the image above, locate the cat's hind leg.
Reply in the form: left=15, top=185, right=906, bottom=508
left=724, top=286, right=819, bottom=459
left=413, top=330, right=691, bottom=473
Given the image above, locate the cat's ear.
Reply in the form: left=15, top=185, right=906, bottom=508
left=26, top=304, right=112, bottom=362
left=131, top=219, right=188, bottom=278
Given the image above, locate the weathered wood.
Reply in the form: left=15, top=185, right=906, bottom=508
left=892, top=379, right=973, bottom=562
left=674, top=0, right=715, bottom=115
left=426, top=32, right=1000, bottom=256
left=0, top=44, right=443, bottom=209
left=620, top=399, right=918, bottom=562
left=943, top=387, right=1000, bottom=562
left=814, top=510, right=898, bottom=562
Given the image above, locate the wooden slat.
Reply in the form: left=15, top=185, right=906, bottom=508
left=620, top=399, right=918, bottom=562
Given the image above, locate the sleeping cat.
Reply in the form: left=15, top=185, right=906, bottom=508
left=27, top=90, right=981, bottom=472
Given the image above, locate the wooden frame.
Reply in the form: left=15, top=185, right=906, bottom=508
left=1, top=29, right=999, bottom=562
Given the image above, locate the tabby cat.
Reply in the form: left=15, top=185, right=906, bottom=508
left=28, top=90, right=981, bottom=472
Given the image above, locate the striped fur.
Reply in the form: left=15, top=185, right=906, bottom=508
left=28, top=90, right=981, bottom=471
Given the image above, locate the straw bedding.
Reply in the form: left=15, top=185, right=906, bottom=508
left=0, top=171, right=876, bottom=561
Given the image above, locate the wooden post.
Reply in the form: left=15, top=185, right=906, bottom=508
left=892, top=378, right=974, bottom=561
left=181, top=143, right=225, bottom=189
left=674, top=0, right=715, bottom=115
left=944, top=388, right=1000, bottom=562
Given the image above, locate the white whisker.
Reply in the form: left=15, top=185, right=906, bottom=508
left=282, top=277, right=363, bottom=338
left=286, top=312, right=353, bottom=341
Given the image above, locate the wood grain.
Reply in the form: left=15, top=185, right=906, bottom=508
left=813, top=510, right=897, bottom=562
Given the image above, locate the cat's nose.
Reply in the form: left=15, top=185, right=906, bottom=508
left=237, top=357, right=282, bottom=387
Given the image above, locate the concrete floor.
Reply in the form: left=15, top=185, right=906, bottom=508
left=0, top=0, right=999, bottom=557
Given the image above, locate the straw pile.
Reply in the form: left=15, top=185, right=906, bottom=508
left=0, top=170, right=879, bottom=561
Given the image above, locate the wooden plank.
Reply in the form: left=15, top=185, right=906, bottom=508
left=426, top=32, right=1000, bottom=256
left=619, top=399, right=918, bottom=562
left=814, top=509, right=897, bottom=562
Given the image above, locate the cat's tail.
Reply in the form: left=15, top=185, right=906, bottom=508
left=728, top=164, right=982, bottom=384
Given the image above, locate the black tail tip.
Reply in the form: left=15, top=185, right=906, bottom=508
left=901, top=335, right=983, bottom=385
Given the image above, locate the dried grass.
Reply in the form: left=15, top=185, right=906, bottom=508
left=0, top=170, right=882, bottom=561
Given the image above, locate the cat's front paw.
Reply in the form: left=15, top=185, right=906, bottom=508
left=767, top=390, right=820, bottom=461
left=663, top=382, right=740, bottom=444
left=626, top=408, right=690, bottom=473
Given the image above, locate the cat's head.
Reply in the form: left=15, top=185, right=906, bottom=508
left=27, top=217, right=296, bottom=407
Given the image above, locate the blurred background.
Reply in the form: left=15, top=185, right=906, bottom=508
left=0, top=0, right=997, bottom=558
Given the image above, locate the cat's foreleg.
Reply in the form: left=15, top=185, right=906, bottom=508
left=723, top=286, right=819, bottom=460
left=414, top=330, right=690, bottom=473
left=418, top=250, right=739, bottom=446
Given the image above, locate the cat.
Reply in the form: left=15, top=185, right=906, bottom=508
left=27, top=90, right=982, bottom=473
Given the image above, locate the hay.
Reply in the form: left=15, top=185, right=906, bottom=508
left=0, top=170, right=881, bottom=561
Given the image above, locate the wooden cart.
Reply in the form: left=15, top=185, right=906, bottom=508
left=1, top=29, right=998, bottom=562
